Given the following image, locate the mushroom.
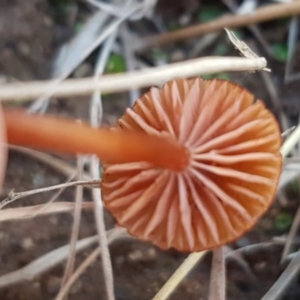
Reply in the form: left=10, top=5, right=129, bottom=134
left=3, top=77, right=282, bottom=252
left=101, top=78, right=282, bottom=252
left=0, top=104, right=7, bottom=189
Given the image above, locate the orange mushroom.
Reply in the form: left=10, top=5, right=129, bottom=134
left=101, top=78, right=282, bottom=252
left=3, top=77, right=282, bottom=253
left=0, top=103, right=7, bottom=189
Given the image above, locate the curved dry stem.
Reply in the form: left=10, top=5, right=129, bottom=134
left=0, top=202, right=94, bottom=222
left=208, top=247, right=226, bottom=300
left=137, top=2, right=300, bottom=51
left=152, top=251, right=207, bottom=300
left=9, top=145, right=92, bottom=180
left=281, top=124, right=300, bottom=158
left=0, top=57, right=267, bottom=101
left=262, top=249, right=300, bottom=300
left=91, top=156, right=115, bottom=300
left=55, top=228, right=131, bottom=300
left=0, top=235, right=98, bottom=288
left=0, top=178, right=100, bottom=209
left=60, top=157, right=84, bottom=291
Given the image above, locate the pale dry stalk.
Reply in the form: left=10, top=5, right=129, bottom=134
left=136, top=1, right=300, bottom=51
left=0, top=57, right=267, bottom=101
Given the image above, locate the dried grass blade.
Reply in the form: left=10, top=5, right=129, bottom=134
left=281, top=205, right=300, bottom=262
left=55, top=228, right=131, bottom=300
left=0, top=57, right=267, bottom=101
left=208, top=247, right=226, bottom=300
left=60, top=157, right=84, bottom=293
left=152, top=251, right=207, bottom=300
left=0, top=202, right=94, bottom=222
left=0, top=235, right=98, bottom=288
left=261, top=249, right=300, bottom=300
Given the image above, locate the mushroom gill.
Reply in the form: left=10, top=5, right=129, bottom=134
left=102, top=77, right=282, bottom=252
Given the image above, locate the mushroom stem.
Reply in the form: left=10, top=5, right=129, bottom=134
left=3, top=109, right=190, bottom=172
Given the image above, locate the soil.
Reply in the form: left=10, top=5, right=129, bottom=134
left=1, top=0, right=300, bottom=299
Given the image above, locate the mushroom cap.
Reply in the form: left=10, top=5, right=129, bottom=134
left=0, top=104, right=7, bottom=190
left=102, top=78, right=282, bottom=252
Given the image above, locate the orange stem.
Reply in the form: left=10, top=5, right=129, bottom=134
left=3, top=109, right=190, bottom=172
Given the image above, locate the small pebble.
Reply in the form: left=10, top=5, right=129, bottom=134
left=146, top=248, right=157, bottom=260
left=0, top=231, right=5, bottom=240
left=46, top=276, right=61, bottom=294
left=127, top=248, right=157, bottom=262
left=69, top=279, right=82, bottom=295
left=159, top=272, right=169, bottom=281
left=128, top=249, right=143, bottom=261
left=171, top=50, right=185, bottom=62
left=115, top=256, right=125, bottom=265
left=43, top=16, right=53, bottom=27
left=32, top=173, right=46, bottom=187
left=236, top=237, right=250, bottom=248
left=73, top=63, right=93, bottom=78
left=21, top=237, right=34, bottom=250
left=49, top=216, right=58, bottom=225
left=32, top=282, right=41, bottom=292
left=260, top=219, right=273, bottom=230
left=18, top=42, right=30, bottom=56
left=254, top=261, right=267, bottom=272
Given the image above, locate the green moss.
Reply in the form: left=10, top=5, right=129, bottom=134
left=272, top=43, right=288, bottom=62
left=201, top=73, right=230, bottom=80
left=199, top=5, right=224, bottom=23
left=274, top=212, right=293, bottom=230
left=105, top=54, right=126, bottom=74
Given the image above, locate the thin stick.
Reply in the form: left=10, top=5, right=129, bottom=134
left=152, top=251, right=206, bottom=300
left=120, top=23, right=140, bottom=106
left=281, top=124, right=300, bottom=158
left=0, top=235, right=98, bottom=288
left=0, top=56, right=267, bottom=101
left=60, top=157, right=84, bottom=296
left=55, top=228, right=130, bottom=300
left=262, top=248, right=300, bottom=300
left=9, top=145, right=92, bottom=180
left=248, top=41, right=289, bottom=130
left=89, top=29, right=117, bottom=300
left=208, top=247, right=226, bottom=300
left=0, top=179, right=100, bottom=209
left=222, top=0, right=273, bottom=57
left=57, top=247, right=101, bottom=300
left=281, top=205, right=300, bottom=262
left=91, top=158, right=115, bottom=300
left=31, top=173, right=77, bottom=218
left=0, top=202, right=94, bottom=222
left=136, top=2, right=300, bottom=51
left=27, top=5, right=141, bottom=113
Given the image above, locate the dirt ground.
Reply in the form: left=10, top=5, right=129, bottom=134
left=1, top=0, right=300, bottom=299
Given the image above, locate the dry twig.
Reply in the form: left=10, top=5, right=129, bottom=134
left=152, top=251, right=207, bottom=300
left=55, top=228, right=131, bottom=300
left=136, top=1, right=300, bottom=51
left=0, top=228, right=130, bottom=289
left=60, top=157, right=84, bottom=296
left=89, top=31, right=117, bottom=300
left=0, top=202, right=94, bottom=222
left=0, top=179, right=100, bottom=209
left=0, top=57, right=267, bottom=101
left=281, top=205, right=300, bottom=262
left=10, top=145, right=92, bottom=180
left=0, top=235, right=98, bottom=288
left=208, top=247, right=226, bottom=300
left=262, top=249, right=300, bottom=300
